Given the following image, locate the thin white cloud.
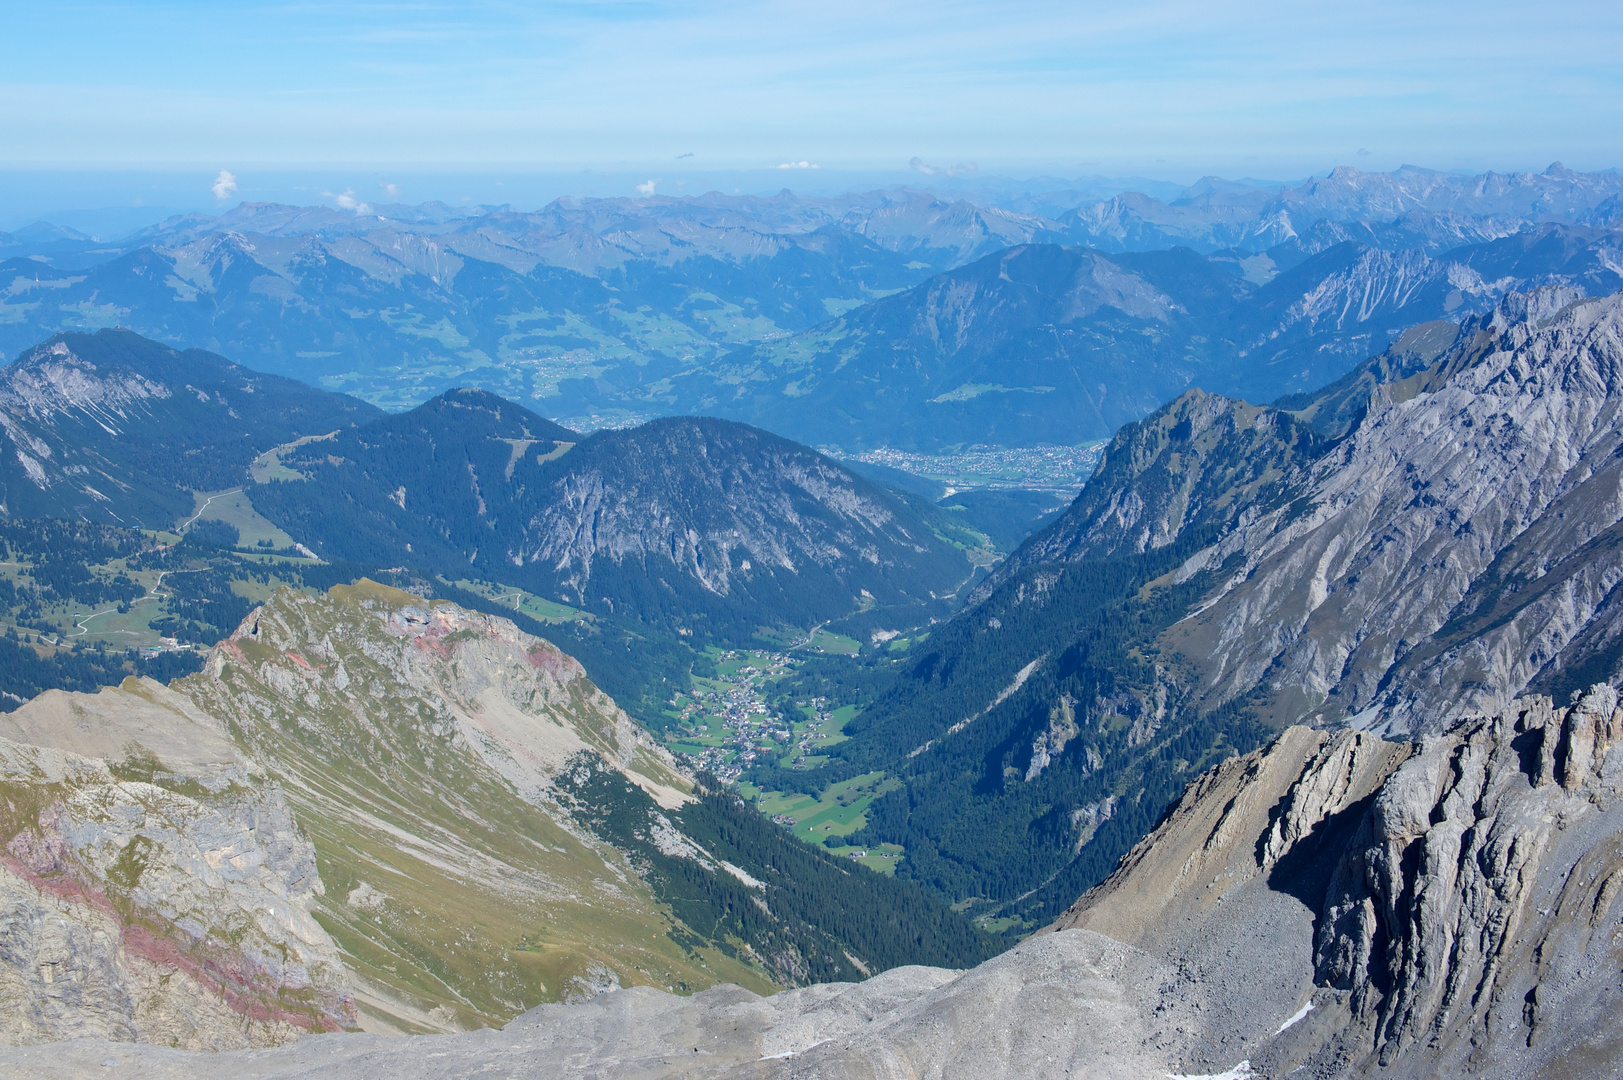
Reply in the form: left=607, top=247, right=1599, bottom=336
left=910, top=157, right=977, bottom=177
left=211, top=169, right=238, bottom=201
left=382, top=181, right=401, bottom=198
left=773, top=161, right=819, bottom=169
left=329, top=187, right=374, bottom=214
left=636, top=178, right=658, bottom=196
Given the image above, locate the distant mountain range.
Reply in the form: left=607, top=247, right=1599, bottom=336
left=0, top=328, right=979, bottom=642
left=682, top=233, right=1620, bottom=449
left=3, top=165, right=1620, bottom=451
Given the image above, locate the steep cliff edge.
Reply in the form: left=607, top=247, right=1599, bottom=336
left=1054, top=682, right=1623, bottom=1077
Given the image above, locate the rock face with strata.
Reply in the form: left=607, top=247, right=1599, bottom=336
left=983, top=287, right=1623, bottom=736
left=1177, top=287, right=1623, bottom=731
left=0, top=680, right=352, bottom=1049
left=1056, top=682, right=1623, bottom=1077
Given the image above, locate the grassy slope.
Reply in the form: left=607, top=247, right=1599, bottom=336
left=180, top=584, right=772, bottom=1031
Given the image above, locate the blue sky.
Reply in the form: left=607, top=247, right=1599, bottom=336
left=1, top=1, right=1620, bottom=196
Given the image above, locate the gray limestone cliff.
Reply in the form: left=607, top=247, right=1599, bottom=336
left=0, top=679, right=353, bottom=1049
left=978, top=287, right=1623, bottom=737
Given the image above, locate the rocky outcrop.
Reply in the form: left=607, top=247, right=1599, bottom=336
left=1174, top=288, right=1623, bottom=732
left=0, top=681, right=352, bottom=1049
left=1055, top=682, right=1623, bottom=1077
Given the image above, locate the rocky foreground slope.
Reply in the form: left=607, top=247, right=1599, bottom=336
left=0, top=581, right=987, bottom=1051
left=0, top=580, right=750, bottom=1046
left=8, top=684, right=1620, bottom=1077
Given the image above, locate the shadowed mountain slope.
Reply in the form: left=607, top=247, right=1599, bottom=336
left=0, top=330, right=378, bottom=528
left=250, top=400, right=973, bottom=641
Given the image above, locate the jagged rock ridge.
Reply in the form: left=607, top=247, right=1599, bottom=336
left=981, top=286, right=1623, bottom=736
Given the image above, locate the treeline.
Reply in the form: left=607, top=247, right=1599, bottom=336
left=747, top=522, right=1274, bottom=928
left=558, top=757, right=995, bottom=986
left=0, top=631, right=202, bottom=709
left=0, top=520, right=147, bottom=610
left=0, top=513, right=403, bottom=706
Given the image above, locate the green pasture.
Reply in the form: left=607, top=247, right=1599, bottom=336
left=182, top=488, right=299, bottom=549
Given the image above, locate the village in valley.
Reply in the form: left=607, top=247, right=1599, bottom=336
left=660, top=639, right=906, bottom=875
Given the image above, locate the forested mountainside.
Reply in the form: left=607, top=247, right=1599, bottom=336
left=248, top=396, right=976, bottom=642
left=745, top=287, right=1623, bottom=932
left=0, top=329, right=987, bottom=737
left=0, top=330, right=377, bottom=527
left=16, top=684, right=1622, bottom=1078
left=0, top=582, right=991, bottom=1046
left=3, top=165, right=1620, bottom=443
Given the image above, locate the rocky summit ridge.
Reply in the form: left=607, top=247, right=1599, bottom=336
left=0, top=581, right=765, bottom=1048
left=7, top=685, right=1621, bottom=1078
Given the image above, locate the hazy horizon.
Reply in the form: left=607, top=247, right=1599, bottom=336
left=3, top=158, right=1614, bottom=239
